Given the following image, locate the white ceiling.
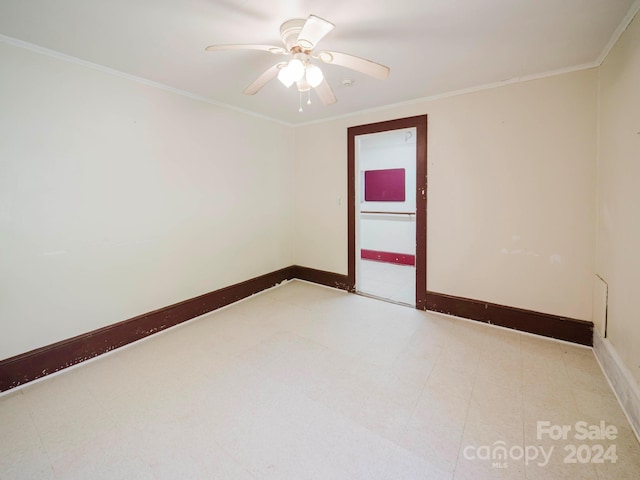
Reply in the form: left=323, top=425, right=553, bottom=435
left=0, top=0, right=637, bottom=125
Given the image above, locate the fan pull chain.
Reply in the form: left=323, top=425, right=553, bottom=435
left=307, top=90, right=311, bottom=105
left=299, top=91, right=303, bottom=112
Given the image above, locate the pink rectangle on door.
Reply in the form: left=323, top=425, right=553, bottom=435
left=364, top=168, right=405, bottom=202
left=361, top=249, right=415, bottom=266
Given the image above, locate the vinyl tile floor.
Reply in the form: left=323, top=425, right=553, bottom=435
left=358, top=259, right=416, bottom=306
left=1, top=280, right=639, bottom=479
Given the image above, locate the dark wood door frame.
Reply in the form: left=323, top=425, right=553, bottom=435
left=347, top=115, right=428, bottom=309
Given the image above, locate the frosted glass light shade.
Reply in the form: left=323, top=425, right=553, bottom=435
left=287, top=59, right=305, bottom=82
left=305, top=64, right=324, bottom=87
left=278, top=59, right=305, bottom=87
left=277, top=66, right=295, bottom=87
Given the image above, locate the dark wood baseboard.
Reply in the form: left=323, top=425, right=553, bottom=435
left=292, top=265, right=352, bottom=292
left=425, top=291, right=593, bottom=346
left=0, top=267, right=295, bottom=392
left=0, top=268, right=593, bottom=392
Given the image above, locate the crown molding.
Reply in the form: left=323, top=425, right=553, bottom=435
left=596, top=0, right=640, bottom=65
left=295, top=61, right=599, bottom=128
left=0, top=34, right=293, bottom=127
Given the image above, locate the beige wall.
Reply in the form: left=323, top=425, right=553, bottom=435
left=295, top=70, right=598, bottom=321
left=3, top=27, right=626, bottom=365
left=0, top=43, right=295, bottom=360
left=597, top=12, right=640, bottom=385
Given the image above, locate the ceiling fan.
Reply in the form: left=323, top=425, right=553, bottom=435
left=205, top=14, right=390, bottom=110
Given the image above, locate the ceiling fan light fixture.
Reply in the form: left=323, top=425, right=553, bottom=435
left=305, top=64, right=324, bottom=88
left=277, top=59, right=305, bottom=87
left=287, top=59, right=305, bottom=82
left=277, top=66, right=295, bottom=87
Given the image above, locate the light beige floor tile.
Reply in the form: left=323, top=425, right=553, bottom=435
left=593, top=425, right=640, bottom=480
left=398, top=423, right=463, bottom=474
left=266, top=279, right=343, bottom=309
left=0, top=391, right=55, bottom=480
left=455, top=451, right=525, bottom=480
left=323, top=422, right=397, bottom=480
left=522, top=362, right=575, bottom=406
left=2, top=281, right=638, bottom=479
left=385, top=444, right=454, bottom=479
left=459, top=407, right=525, bottom=478
left=0, top=458, right=55, bottom=480
left=354, top=391, right=416, bottom=443
left=523, top=397, right=583, bottom=446
left=566, top=361, right=616, bottom=397
left=469, top=378, right=524, bottom=420
left=388, top=345, right=440, bottom=387
left=524, top=445, right=599, bottom=480
left=316, top=367, right=375, bottom=420
left=435, top=341, right=483, bottom=377
left=572, top=387, right=631, bottom=430
left=53, top=453, right=156, bottom=480
left=150, top=441, right=256, bottom=480
left=476, top=358, right=523, bottom=389
left=359, top=260, right=416, bottom=305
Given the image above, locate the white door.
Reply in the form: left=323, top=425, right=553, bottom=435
left=355, top=128, right=417, bottom=306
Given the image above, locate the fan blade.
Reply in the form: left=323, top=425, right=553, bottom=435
left=314, top=79, right=337, bottom=105
left=317, top=51, right=390, bottom=80
left=205, top=44, right=287, bottom=55
left=243, top=63, right=285, bottom=95
left=297, top=15, right=335, bottom=49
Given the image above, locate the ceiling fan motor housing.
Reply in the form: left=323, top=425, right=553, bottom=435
left=280, top=19, right=306, bottom=51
